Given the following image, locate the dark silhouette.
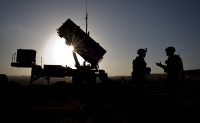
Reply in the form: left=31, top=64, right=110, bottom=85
left=11, top=18, right=108, bottom=85
left=0, top=74, right=8, bottom=86
left=132, top=48, right=151, bottom=106
left=156, top=46, right=184, bottom=105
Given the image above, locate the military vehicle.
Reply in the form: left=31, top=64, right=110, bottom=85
left=11, top=19, right=108, bottom=85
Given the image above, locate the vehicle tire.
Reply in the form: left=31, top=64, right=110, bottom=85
left=72, top=74, right=84, bottom=84
left=86, top=73, right=96, bottom=85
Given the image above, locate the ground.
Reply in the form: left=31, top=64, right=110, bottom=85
left=0, top=78, right=200, bottom=123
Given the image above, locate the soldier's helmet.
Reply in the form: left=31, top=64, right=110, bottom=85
left=165, top=46, right=176, bottom=53
left=137, top=48, right=147, bottom=55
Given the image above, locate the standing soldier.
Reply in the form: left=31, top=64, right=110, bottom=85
left=156, top=46, right=184, bottom=105
left=132, top=48, right=151, bottom=106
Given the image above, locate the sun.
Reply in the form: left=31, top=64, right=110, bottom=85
left=68, top=45, right=74, bottom=52
left=45, top=35, right=85, bottom=68
left=49, top=36, right=75, bottom=67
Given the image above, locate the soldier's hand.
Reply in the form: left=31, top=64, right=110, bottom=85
left=155, top=61, right=162, bottom=66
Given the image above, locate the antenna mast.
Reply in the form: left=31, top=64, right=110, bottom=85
left=85, top=0, right=88, bottom=34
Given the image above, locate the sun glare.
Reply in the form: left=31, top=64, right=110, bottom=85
left=45, top=35, right=85, bottom=68
left=68, top=45, right=74, bottom=52
left=48, top=35, right=75, bottom=67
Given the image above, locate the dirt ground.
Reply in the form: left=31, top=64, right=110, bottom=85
left=0, top=79, right=200, bottom=123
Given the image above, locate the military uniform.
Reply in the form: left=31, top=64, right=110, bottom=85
left=132, top=56, right=147, bottom=79
left=165, top=54, right=183, bottom=102
left=132, top=49, right=148, bottom=105
left=156, top=46, right=183, bottom=104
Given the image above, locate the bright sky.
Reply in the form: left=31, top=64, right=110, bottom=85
left=0, top=0, right=200, bottom=76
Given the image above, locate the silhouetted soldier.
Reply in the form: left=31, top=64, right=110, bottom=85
left=156, top=46, right=184, bottom=105
left=132, top=48, right=151, bottom=106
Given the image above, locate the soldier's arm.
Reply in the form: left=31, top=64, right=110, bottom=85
left=155, top=61, right=167, bottom=70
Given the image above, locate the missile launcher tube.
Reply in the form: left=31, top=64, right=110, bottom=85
left=57, top=18, right=106, bottom=65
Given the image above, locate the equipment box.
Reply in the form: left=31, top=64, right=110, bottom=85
left=16, top=49, right=36, bottom=63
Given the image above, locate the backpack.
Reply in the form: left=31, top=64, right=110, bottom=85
left=173, top=54, right=184, bottom=76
